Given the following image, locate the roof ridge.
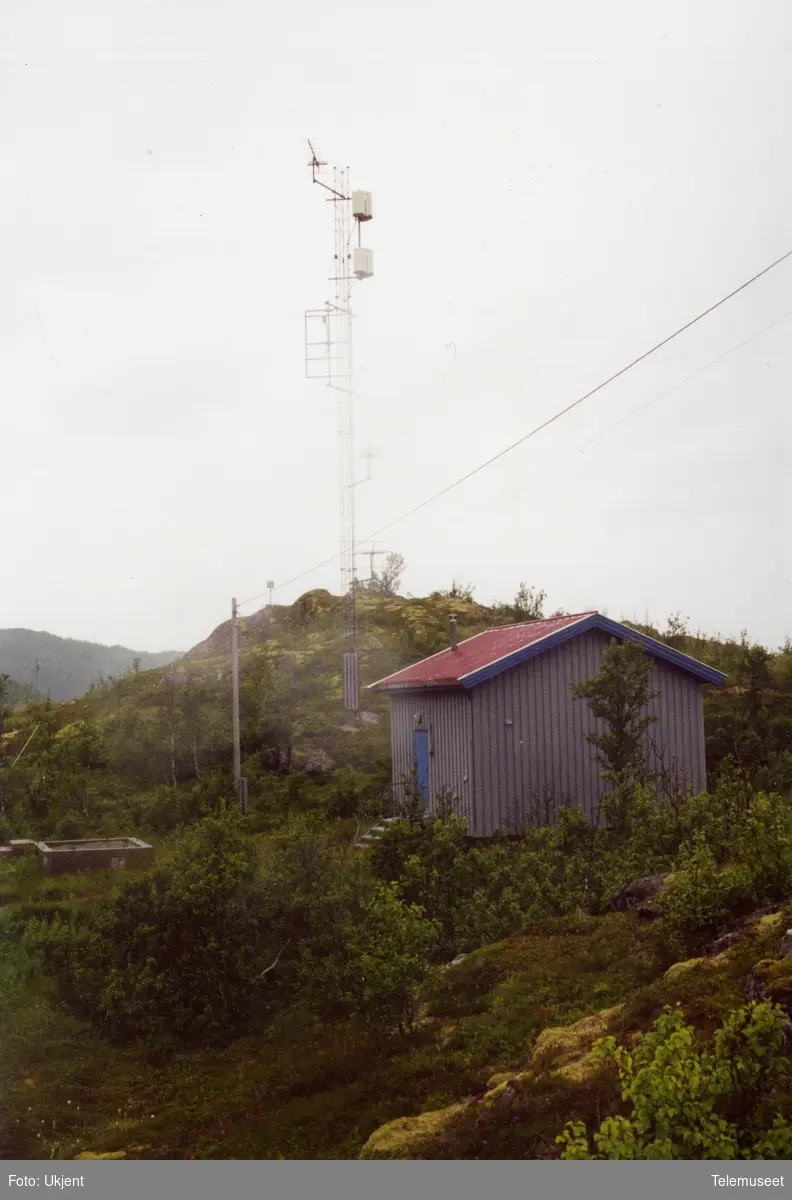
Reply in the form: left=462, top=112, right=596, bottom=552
left=483, top=610, right=598, bottom=633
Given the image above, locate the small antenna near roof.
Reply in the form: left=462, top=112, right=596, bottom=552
left=450, top=614, right=458, bottom=650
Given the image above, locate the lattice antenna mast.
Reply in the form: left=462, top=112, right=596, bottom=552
left=305, top=141, right=374, bottom=711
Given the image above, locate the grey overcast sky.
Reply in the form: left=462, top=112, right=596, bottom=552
left=2, top=0, right=791, bottom=654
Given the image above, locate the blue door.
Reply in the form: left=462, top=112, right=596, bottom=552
left=413, top=728, right=430, bottom=805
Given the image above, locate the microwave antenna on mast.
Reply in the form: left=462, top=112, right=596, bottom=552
left=304, top=139, right=374, bottom=712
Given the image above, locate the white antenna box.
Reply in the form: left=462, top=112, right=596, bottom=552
left=352, top=191, right=373, bottom=221
left=352, top=247, right=374, bottom=279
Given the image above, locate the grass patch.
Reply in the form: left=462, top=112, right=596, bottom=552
left=428, top=914, right=670, bottom=1070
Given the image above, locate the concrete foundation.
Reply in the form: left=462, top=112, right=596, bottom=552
left=35, top=837, right=154, bottom=876
left=9, top=839, right=38, bottom=857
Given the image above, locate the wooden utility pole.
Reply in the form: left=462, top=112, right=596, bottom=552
left=231, top=597, right=242, bottom=801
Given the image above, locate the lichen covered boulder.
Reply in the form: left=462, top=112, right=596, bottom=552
left=757, top=912, right=784, bottom=934
left=359, top=1103, right=465, bottom=1160
left=531, top=1005, right=624, bottom=1072
left=664, top=957, right=710, bottom=980
left=73, top=1151, right=126, bottom=1160
left=754, top=955, right=792, bottom=1006
left=486, top=1071, right=517, bottom=1090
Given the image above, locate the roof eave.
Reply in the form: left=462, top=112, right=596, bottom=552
left=368, top=680, right=463, bottom=693
left=593, top=615, right=726, bottom=684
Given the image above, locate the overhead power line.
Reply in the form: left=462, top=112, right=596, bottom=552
left=238, top=246, right=792, bottom=610
left=577, top=307, right=792, bottom=453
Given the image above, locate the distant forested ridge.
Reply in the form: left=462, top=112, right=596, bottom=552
left=0, top=628, right=182, bottom=701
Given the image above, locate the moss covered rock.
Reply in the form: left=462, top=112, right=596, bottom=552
left=486, top=1071, right=518, bottom=1090
left=359, top=1104, right=465, bottom=1159
left=664, top=956, right=720, bottom=980
left=73, top=1151, right=126, bottom=1160
left=756, top=912, right=784, bottom=934
left=754, top=956, right=792, bottom=1006
left=531, top=1005, right=624, bottom=1072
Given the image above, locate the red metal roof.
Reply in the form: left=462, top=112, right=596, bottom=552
left=370, top=612, right=597, bottom=691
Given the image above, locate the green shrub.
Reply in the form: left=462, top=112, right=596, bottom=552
left=101, top=817, right=270, bottom=1048
left=393, top=818, right=471, bottom=955
left=34, top=816, right=274, bottom=1052
left=127, top=784, right=193, bottom=835
left=369, top=816, right=441, bottom=886
left=244, top=770, right=322, bottom=820
left=514, top=811, right=592, bottom=915
left=296, top=874, right=440, bottom=1032
left=450, top=844, right=534, bottom=952
left=662, top=832, right=748, bottom=954
left=736, top=792, right=792, bottom=902
left=21, top=910, right=107, bottom=1021
left=370, top=809, right=591, bottom=958
left=189, top=771, right=235, bottom=817
left=324, top=767, right=382, bottom=820
left=52, top=812, right=86, bottom=840
left=678, top=770, right=751, bottom=865
left=558, top=1002, right=792, bottom=1160
left=0, top=933, right=35, bottom=1033
left=660, top=791, right=792, bottom=954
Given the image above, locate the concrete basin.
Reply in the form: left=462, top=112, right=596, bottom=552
left=35, top=837, right=154, bottom=875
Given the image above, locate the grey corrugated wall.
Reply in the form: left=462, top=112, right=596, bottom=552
left=645, top=657, right=708, bottom=796
left=469, top=629, right=709, bottom=835
left=388, top=690, right=474, bottom=827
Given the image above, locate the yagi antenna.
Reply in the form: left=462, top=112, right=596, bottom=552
left=306, top=139, right=327, bottom=182
left=305, top=138, right=348, bottom=201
